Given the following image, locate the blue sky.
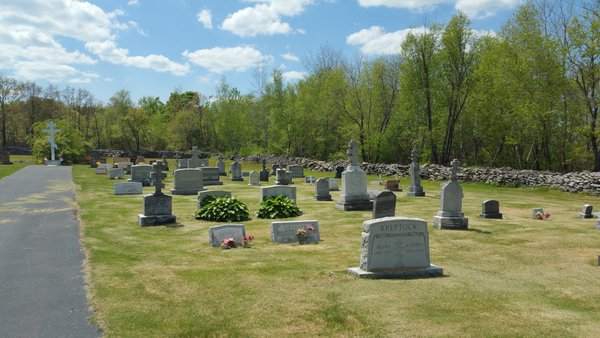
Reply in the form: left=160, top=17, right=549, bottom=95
left=0, top=0, right=522, bottom=104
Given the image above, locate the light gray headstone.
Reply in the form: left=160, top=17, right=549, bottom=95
left=348, top=217, right=442, bottom=279
left=260, top=185, right=296, bottom=203
left=129, top=164, right=153, bottom=186
left=328, top=179, right=339, bottom=191
left=202, top=167, right=223, bottom=185
left=432, top=179, right=468, bottom=230
left=171, top=168, right=205, bottom=195
left=315, top=178, right=332, bottom=201
left=249, top=171, right=260, bottom=186
left=114, top=182, right=143, bottom=195
left=270, top=220, right=319, bottom=244
left=109, top=168, right=125, bottom=179
left=231, top=162, right=243, bottom=181
left=209, top=224, right=246, bottom=247
left=197, top=190, right=231, bottom=209
left=304, top=176, right=316, bottom=184
left=287, top=165, right=305, bottom=178
left=275, top=169, right=292, bottom=185
left=95, top=167, right=107, bottom=175
left=336, top=139, right=372, bottom=211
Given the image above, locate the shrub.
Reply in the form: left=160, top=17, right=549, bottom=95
left=256, top=195, right=302, bottom=219
left=194, top=196, right=250, bottom=222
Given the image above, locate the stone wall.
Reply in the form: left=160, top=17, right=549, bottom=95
left=240, top=154, right=600, bottom=196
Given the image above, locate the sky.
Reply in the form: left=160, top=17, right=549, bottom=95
left=0, top=0, right=523, bottom=104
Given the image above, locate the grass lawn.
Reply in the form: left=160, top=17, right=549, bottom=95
left=0, top=155, right=35, bottom=180
left=73, top=159, right=600, bottom=337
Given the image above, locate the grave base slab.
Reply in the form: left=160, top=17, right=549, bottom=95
left=480, top=212, right=503, bottom=219
left=138, top=214, right=176, bottom=226
left=433, top=216, right=469, bottom=230
left=336, top=200, right=373, bottom=211
left=348, top=265, right=443, bottom=279
left=170, top=188, right=206, bottom=195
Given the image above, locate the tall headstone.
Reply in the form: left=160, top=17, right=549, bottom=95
left=231, top=160, right=243, bottom=181
left=336, top=139, right=372, bottom=211
left=271, top=164, right=280, bottom=176
left=287, top=165, right=305, bottom=178
left=407, top=148, right=425, bottom=197
left=188, top=146, right=202, bottom=168
left=432, top=159, right=468, bottom=230
left=138, top=161, right=176, bottom=226
left=42, top=121, right=61, bottom=166
left=259, top=160, right=270, bottom=182
left=578, top=204, right=594, bottom=219
left=217, top=156, right=226, bottom=176
left=335, top=166, right=344, bottom=179
left=372, top=191, right=396, bottom=219
left=170, top=168, right=206, bottom=195
left=275, top=168, right=292, bottom=185
left=480, top=200, right=503, bottom=219
left=248, top=171, right=260, bottom=186
left=348, top=217, right=443, bottom=279
left=315, top=178, right=332, bottom=201
left=0, top=150, right=13, bottom=165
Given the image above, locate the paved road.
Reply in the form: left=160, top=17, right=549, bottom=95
left=0, top=165, right=101, bottom=338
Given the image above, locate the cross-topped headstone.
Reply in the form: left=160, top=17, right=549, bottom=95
left=190, top=146, right=199, bottom=158
left=411, top=148, right=418, bottom=163
left=151, top=160, right=167, bottom=195
left=450, top=159, right=460, bottom=181
left=347, top=139, right=360, bottom=166
left=42, top=121, right=61, bottom=161
left=262, top=159, right=267, bottom=170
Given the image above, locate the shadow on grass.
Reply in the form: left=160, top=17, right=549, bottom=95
left=467, top=228, right=492, bottom=234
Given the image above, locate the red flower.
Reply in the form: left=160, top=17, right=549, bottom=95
left=307, top=226, right=314, bottom=232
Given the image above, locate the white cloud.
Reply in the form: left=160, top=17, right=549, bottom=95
left=357, top=0, right=520, bottom=17
left=281, top=52, right=300, bottom=62
left=197, top=9, right=213, bottom=29
left=183, top=46, right=270, bottom=73
left=347, top=26, right=427, bottom=55
left=282, top=71, right=306, bottom=81
left=128, top=0, right=139, bottom=6
left=221, top=0, right=313, bottom=37
left=0, top=0, right=188, bottom=82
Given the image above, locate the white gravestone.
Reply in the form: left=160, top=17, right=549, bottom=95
left=209, top=224, right=246, bottom=247
left=260, top=185, right=297, bottom=203
left=336, top=139, right=372, bottom=211
left=328, top=179, right=339, bottom=191
left=348, top=217, right=443, bottom=279
left=407, top=149, right=425, bottom=197
left=114, top=182, right=143, bottom=195
left=197, top=190, right=232, bottom=209
left=188, top=146, right=202, bottom=168
left=170, top=168, right=205, bottom=195
left=271, top=220, right=320, bottom=244
left=432, top=159, right=468, bottom=230
left=248, top=171, right=260, bottom=186
left=42, top=121, right=61, bottom=166
left=129, top=164, right=153, bottom=186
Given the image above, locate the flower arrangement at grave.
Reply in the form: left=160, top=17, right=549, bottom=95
left=195, top=196, right=250, bottom=222
left=256, top=195, right=302, bottom=219
left=296, top=225, right=314, bottom=245
left=534, top=211, right=551, bottom=220
left=221, top=235, right=254, bottom=249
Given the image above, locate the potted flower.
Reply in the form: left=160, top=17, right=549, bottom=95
left=296, top=225, right=314, bottom=245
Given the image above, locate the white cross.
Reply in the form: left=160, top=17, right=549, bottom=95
left=42, top=121, right=61, bottom=161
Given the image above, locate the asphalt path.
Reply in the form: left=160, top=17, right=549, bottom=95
left=0, top=165, right=101, bottom=338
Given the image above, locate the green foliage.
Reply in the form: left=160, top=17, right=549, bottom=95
left=194, top=196, right=250, bottom=222
left=31, top=119, right=91, bottom=164
left=256, top=195, right=302, bottom=219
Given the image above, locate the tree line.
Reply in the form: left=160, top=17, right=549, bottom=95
left=0, top=1, right=598, bottom=171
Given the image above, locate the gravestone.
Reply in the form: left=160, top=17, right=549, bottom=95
left=531, top=208, right=545, bottom=219
left=161, top=155, right=169, bottom=171
left=242, top=171, right=250, bottom=177
left=129, top=164, right=153, bottom=186
left=596, top=220, right=600, bottom=231
left=315, top=178, right=332, bottom=201
left=348, top=217, right=443, bottom=279
left=117, top=161, right=132, bottom=170
left=95, top=167, right=107, bottom=175
left=433, top=159, right=468, bottom=230
left=188, top=146, right=202, bottom=168
left=275, top=168, right=293, bottom=185
left=230, top=161, right=243, bottom=181
left=217, top=156, right=226, bottom=176
left=407, top=148, right=426, bottom=197
left=577, top=204, right=594, bottom=219
left=248, top=171, right=260, bottom=186
left=42, top=121, right=61, bottom=166
left=202, top=167, right=223, bottom=185
left=270, top=220, right=320, bottom=244
left=138, top=161, right=176, bottom=226
left=384, top=180, right=400, bottom=191
left=259, top=160, right=270, bottom=182
left=209, top=224, right=246, bottom=247
left=328, top=179, right=339, bottom=191
left=0, top=150, right=12, bottom=165
left=336, top=139, right=373, bottom=211
left=135, top=155, right=145, bottom=164
left=112, top=156, right=129, bottom=164
left=170, top=168, right=205, bottom=195
left=260, top=185, right=297, bottom=203
left=109, top=168, right=125, bottom=179
left=114, top=182, right=143, bottom=195
left=480, top=200, right=503, bottom=219
left=197, top=190, right=232, bottom=209
left=271, top=164, right=281, bottom=176
left=304, top=176, right=316, bottom=184
left=287, top=165, right=305, bottom=178
left=335, top=166, right=344, bottom=179
left=372, top=191, right=396, bottom=219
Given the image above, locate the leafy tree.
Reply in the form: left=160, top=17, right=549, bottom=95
left=31, top=119, right=90, bottom=164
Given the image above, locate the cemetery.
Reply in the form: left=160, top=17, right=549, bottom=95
left=53, top=151, right=599, bottom=336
